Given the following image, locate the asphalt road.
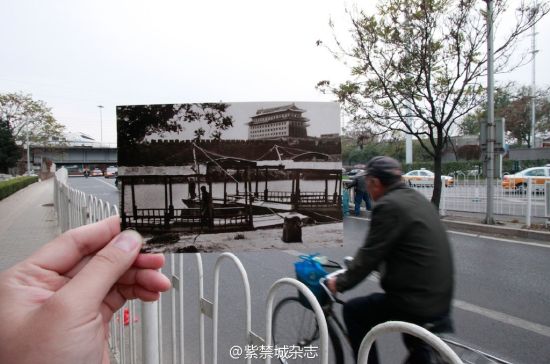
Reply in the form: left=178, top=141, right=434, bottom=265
left=70, top=176, right=550, bottom=364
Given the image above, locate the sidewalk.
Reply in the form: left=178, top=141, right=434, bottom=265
left=0, top=178, right=59, bottom=272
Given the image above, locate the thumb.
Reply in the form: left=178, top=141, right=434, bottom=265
left=57, top=230, right=143, bottom=311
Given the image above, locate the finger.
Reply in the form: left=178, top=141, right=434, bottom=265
left=133, top=254, right=165, bottom=269
left=64, top=253, right=164, bottom=279
left=117, top=268, right=172, bottom=290
left=102, top=345, right=111, bottom=364
left=56, top=229, right=143, bottom=311
left=126, top=286, right=161, bottom=301
left=100, top=283, right=168, bottom=322
left=27, top=216, right=121, bottom=274
left=102, top=271, right=171, bottom=315
left=116, top=285, right=162, bottom=302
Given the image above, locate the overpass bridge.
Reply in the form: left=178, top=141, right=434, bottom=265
left=31, top=145, right=117, bottom=173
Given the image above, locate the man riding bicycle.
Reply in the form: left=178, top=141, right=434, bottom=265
left=327, top=156, right=454, bottom=364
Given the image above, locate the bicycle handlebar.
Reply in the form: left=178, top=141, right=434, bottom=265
left=319, top=268, right=347, bottom=305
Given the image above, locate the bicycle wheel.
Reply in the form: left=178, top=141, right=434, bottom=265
left=272, top=297, right=344, bottom=364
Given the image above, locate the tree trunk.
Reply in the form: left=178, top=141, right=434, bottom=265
left=431, top=151, right=443, bottom=209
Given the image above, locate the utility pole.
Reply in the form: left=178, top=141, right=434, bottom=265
left=485, top=0, right=495, bottom=225
left=530, top=1, right=538, bottom=148
left=98, top=105, right=104, bottom=143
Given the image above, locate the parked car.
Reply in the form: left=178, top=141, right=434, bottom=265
left=91, top=168, right=103, bottom=177
left=104, top=166, right=118, bottom=178
left=402, top=169, right=454, bottom=187
left=501, top=166, right=550, bottom=193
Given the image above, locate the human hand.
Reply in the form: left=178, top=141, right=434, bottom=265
left=0, top=216, right=171, bottom=364
left=327, top=277, right=338, bottom=294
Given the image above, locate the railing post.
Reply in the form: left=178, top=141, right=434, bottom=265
left=440, top=177, right=447, bottom=217
left=170, top=254, right=177, bottom=364
left=142, top=301, right=160, bottom=364
left=178, top=254, right=185, bottom=364
left=213, top=253, right=252, bottom=364
left=545, top=182, right=550, bottom=228
left=357, top=321, right=462, bottom=364
left=196, top=253, right=206, bottom=364
left=265, top=278, right=329, bottom=364
left=526, top=177, right=532, bottom=227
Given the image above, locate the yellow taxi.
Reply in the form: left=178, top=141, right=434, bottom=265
left=402, top=168, right=454, bottom=187
left=501, top=166, right=550, bottom=193
left=91, top=168, right=103, bottom=177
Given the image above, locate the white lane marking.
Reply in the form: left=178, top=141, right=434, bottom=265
left=283, top=250, right=303, bottom=257
left=93, top=177, right=118, bottom=190
left=448, top=230, right=550, bottom=249
left=453, top=299, right=550, bottom=339
left=347, top=215, right=371, bottom=221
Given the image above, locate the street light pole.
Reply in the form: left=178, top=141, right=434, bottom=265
left=485, top=0, right=495, bottom=225
left=530, top=2, right=538, bottom=148
left=98, top=105, right=104, bottom=144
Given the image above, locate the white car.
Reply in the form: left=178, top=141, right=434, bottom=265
left=347, top=169, right=365, bottom=177
left=104, top=166, right=118, bottom=178
left=402, top=169, right=454, bottom=187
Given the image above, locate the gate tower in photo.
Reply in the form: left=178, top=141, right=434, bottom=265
left=247, top=103, right=309, bottom=140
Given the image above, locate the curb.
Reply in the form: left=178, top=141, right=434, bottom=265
left=442, top=219, right=550, bottom=243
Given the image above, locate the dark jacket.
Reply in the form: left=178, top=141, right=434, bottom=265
left=336, top=182, right=454, bottom=318
left=347, top=174, right=367, bottom=193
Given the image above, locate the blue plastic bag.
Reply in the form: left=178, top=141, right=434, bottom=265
left=294, top=254, right=328, bottom=307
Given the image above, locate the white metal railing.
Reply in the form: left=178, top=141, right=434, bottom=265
left=357, top=321, right=462, bottom=364
left=347, top=176, right=547, bottom=225
left=54, top=169, right=462, bottom=364
left=126, top=251, right=332, bottom=364
left=54, top=168, right=119, bottom=232
left=54, top=168, right=127, bottom=362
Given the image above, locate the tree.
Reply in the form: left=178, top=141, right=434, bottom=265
left=317, top=0, right=548, bottom=207
left=459, top=111, right=484, bottom=136
left=0, top=120, right=20, bottom=174
left=497, top=85, right=550, bottom=147
left=0, top=92, right=65, bottom=145
left=460, top=83, right=550, bottom=146
left=117, top=103, right=235, bottom=148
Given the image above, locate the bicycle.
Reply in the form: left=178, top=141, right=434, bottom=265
left=271, top=256, right=349, bottom=364
left=271, top=256, right=512, bottom=364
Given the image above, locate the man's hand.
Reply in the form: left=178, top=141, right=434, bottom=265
left=327, top=277, right=338, bottom=294
left=0, top=216, right=171, bottom=364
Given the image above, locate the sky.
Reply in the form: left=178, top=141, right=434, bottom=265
left=142, top=101, right=341, bottom=141
left=1, top=0, right=549, bottom=145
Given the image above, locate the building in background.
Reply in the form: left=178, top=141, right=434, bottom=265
left=247, top=104, right=310, bottom=140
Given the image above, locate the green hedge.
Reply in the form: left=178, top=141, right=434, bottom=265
left=0, top=176, right=39, bottom=200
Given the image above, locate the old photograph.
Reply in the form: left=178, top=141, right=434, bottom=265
left=117, top=102, right=344, bottom=253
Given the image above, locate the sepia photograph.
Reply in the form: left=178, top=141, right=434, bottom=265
left=117, top=102, right=344, bottom=253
